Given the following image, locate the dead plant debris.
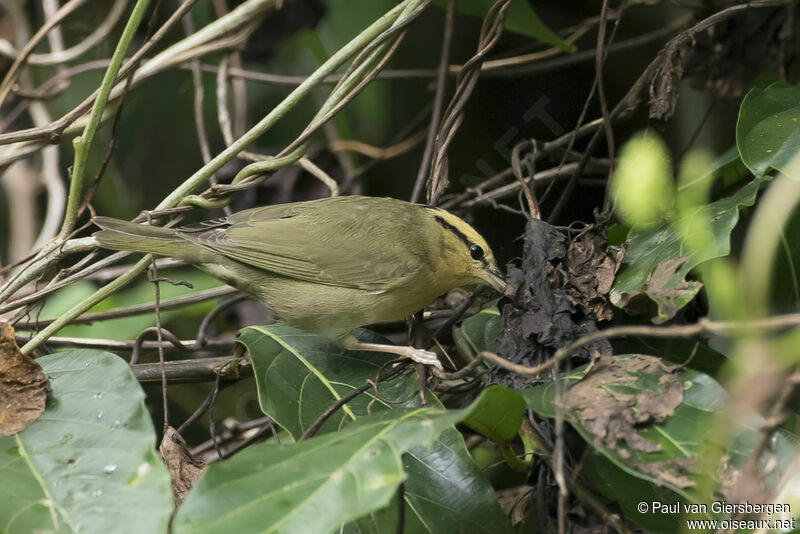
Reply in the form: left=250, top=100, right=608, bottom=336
left=159, top=426, right=207, bottom=506
left=561, top=354, right=692, bottom=488
left=494, top=220, right=616, bottom=389
left=0, top=324, right=49, bottom=436
left=552, top=231, right=624, bottom=322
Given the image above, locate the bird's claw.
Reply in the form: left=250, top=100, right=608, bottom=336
left=404, top=347, right=443, bottom=371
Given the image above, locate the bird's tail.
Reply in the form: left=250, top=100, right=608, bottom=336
left=93, top=217, right=209, bottom=261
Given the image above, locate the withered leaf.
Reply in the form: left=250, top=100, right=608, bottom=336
left=556, top=232, right=625, bottom=322
left=159, top=426, right=206, bottom=506
left=0, top=324, right=50, bottom=436
left=649, top=42, right=690, bottom=121
left=638, top=458, right=694, bottom=489
left=494, top=220, right=612, bottom=389
left=561, top=354, right=691, bottom=487
left=644, top=257, right=703, bottom=324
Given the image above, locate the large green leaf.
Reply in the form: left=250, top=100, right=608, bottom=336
left=239, top=326, right=417, bottom=439
left=0, top=350, right=172, bottom=534
left=523, top=354, right=799, bottom=531
left=454, top=307, right=501, bottom=355
left=237, top=325, right=514, bottom=534
left=462, top=384, right=524, bottom=443
left=173, top=388, right=514, bottom=534
left=610, top=175, right=770, bottom=321
left=347, top=426, right=516, bottom=534
left=431, top=0, right=575, bottom=51
left=581, top=451, right=682, bottom=533
left=737, top=81, right=800, bottom=177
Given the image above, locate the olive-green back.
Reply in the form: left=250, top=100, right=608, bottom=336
left=178, top=196, right=430, bottom=292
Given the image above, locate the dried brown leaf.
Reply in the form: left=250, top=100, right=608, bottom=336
left=644, top=256, right=703, bottom=324
left=494, top=220, right=612, bottom=389
left=638, top=458, right=694, bottom=489
left=649, top=43, right=690, bottom=121
left=557, top=232, right=625, bottom=322
left=496, top=486, right=534, bottom=527
left=0, top=323, right=49, bottom=436
left=561, top=354, right=691, bottom=487
left=159, top=426, right=206, bottom=506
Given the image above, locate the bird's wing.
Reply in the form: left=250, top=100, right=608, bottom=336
left=178, top=198, right=428, bottom=291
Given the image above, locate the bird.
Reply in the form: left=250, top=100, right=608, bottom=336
left=93, top=195, right=505, bottom=370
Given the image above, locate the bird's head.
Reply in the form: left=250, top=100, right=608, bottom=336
left=426, top=207, right=506, bottom=293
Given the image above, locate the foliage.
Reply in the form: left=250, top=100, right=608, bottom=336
left=736, top=81, right=800, bottom=176
left=0, top=350, right=172, bottom=534
left=238, top=325, right=516, bottom=533
left=610, top=172, right=770, bottom=322
left=1, top=2, right=800, bottom=534
left=523, top=354, right=798, bottom=532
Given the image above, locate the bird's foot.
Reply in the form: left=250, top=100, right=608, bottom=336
left=401, top=347, right=443, bottom=372
left=340, top=336, right=443, bottom=372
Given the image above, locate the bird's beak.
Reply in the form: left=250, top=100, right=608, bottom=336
left=481, top=269, right=507, bottom=293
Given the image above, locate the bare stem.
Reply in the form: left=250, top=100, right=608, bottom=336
left=62, top=0, right=152, bottom=238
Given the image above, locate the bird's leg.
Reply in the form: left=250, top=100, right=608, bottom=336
left=340, top=335, right=443, bottom=371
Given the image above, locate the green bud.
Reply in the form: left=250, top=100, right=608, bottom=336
left=610, top=133, right=674, bottom=224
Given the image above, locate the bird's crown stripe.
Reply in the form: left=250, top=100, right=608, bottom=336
left=432, top=214, right=471, bottom=248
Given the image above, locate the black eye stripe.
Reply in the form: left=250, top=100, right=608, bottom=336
left=432, top=214, right=487, bottom=262
left=433, top=215, right=471, bottom=248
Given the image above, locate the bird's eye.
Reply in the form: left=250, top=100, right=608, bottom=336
left=469, top=244, right=484, bottom=260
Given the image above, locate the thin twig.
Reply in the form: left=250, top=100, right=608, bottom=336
left=0, top=0, right=89, bottom=108
left=594, top=0, right=615, bottom=181
left=411, top=0, right=455, bottom=204
left=299, top=363, right=408, bottom=441
left=329, top=129, right=427, bottom=160
left=195, top=294, right=247, bottom=348
left=149, top=267, right=169, bottom=433
left=13, top=286, right=235, bottom=330
left=427, top=0, right=512, bottom=206
left=480, top=313, right=800, bottom=376
left=182, top=11, right=214, bottom=176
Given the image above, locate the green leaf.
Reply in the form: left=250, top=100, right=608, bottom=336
left=173, top=408, right=457, bottom=534
left=0, top=350, right=172, bottom=534
left=462, top=385, right=524, bottom=443
left=234, top=325, right=514, bottom=533
left=431, top=0, right=575, bottom=51
left=239, top=326, right=417, bottom=439
left=351, top=426, right=518, bottom=534
left=610, top=174, right=770, bottom=321
left=174, top=388, right=514, bottom=534
left=522, top=354, right=798, bottom=531
left=581, top=452, right=683, bottom=533
left=737, top=81, right=800, bottom=176
left=454, top=307, right=501, bottom=354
